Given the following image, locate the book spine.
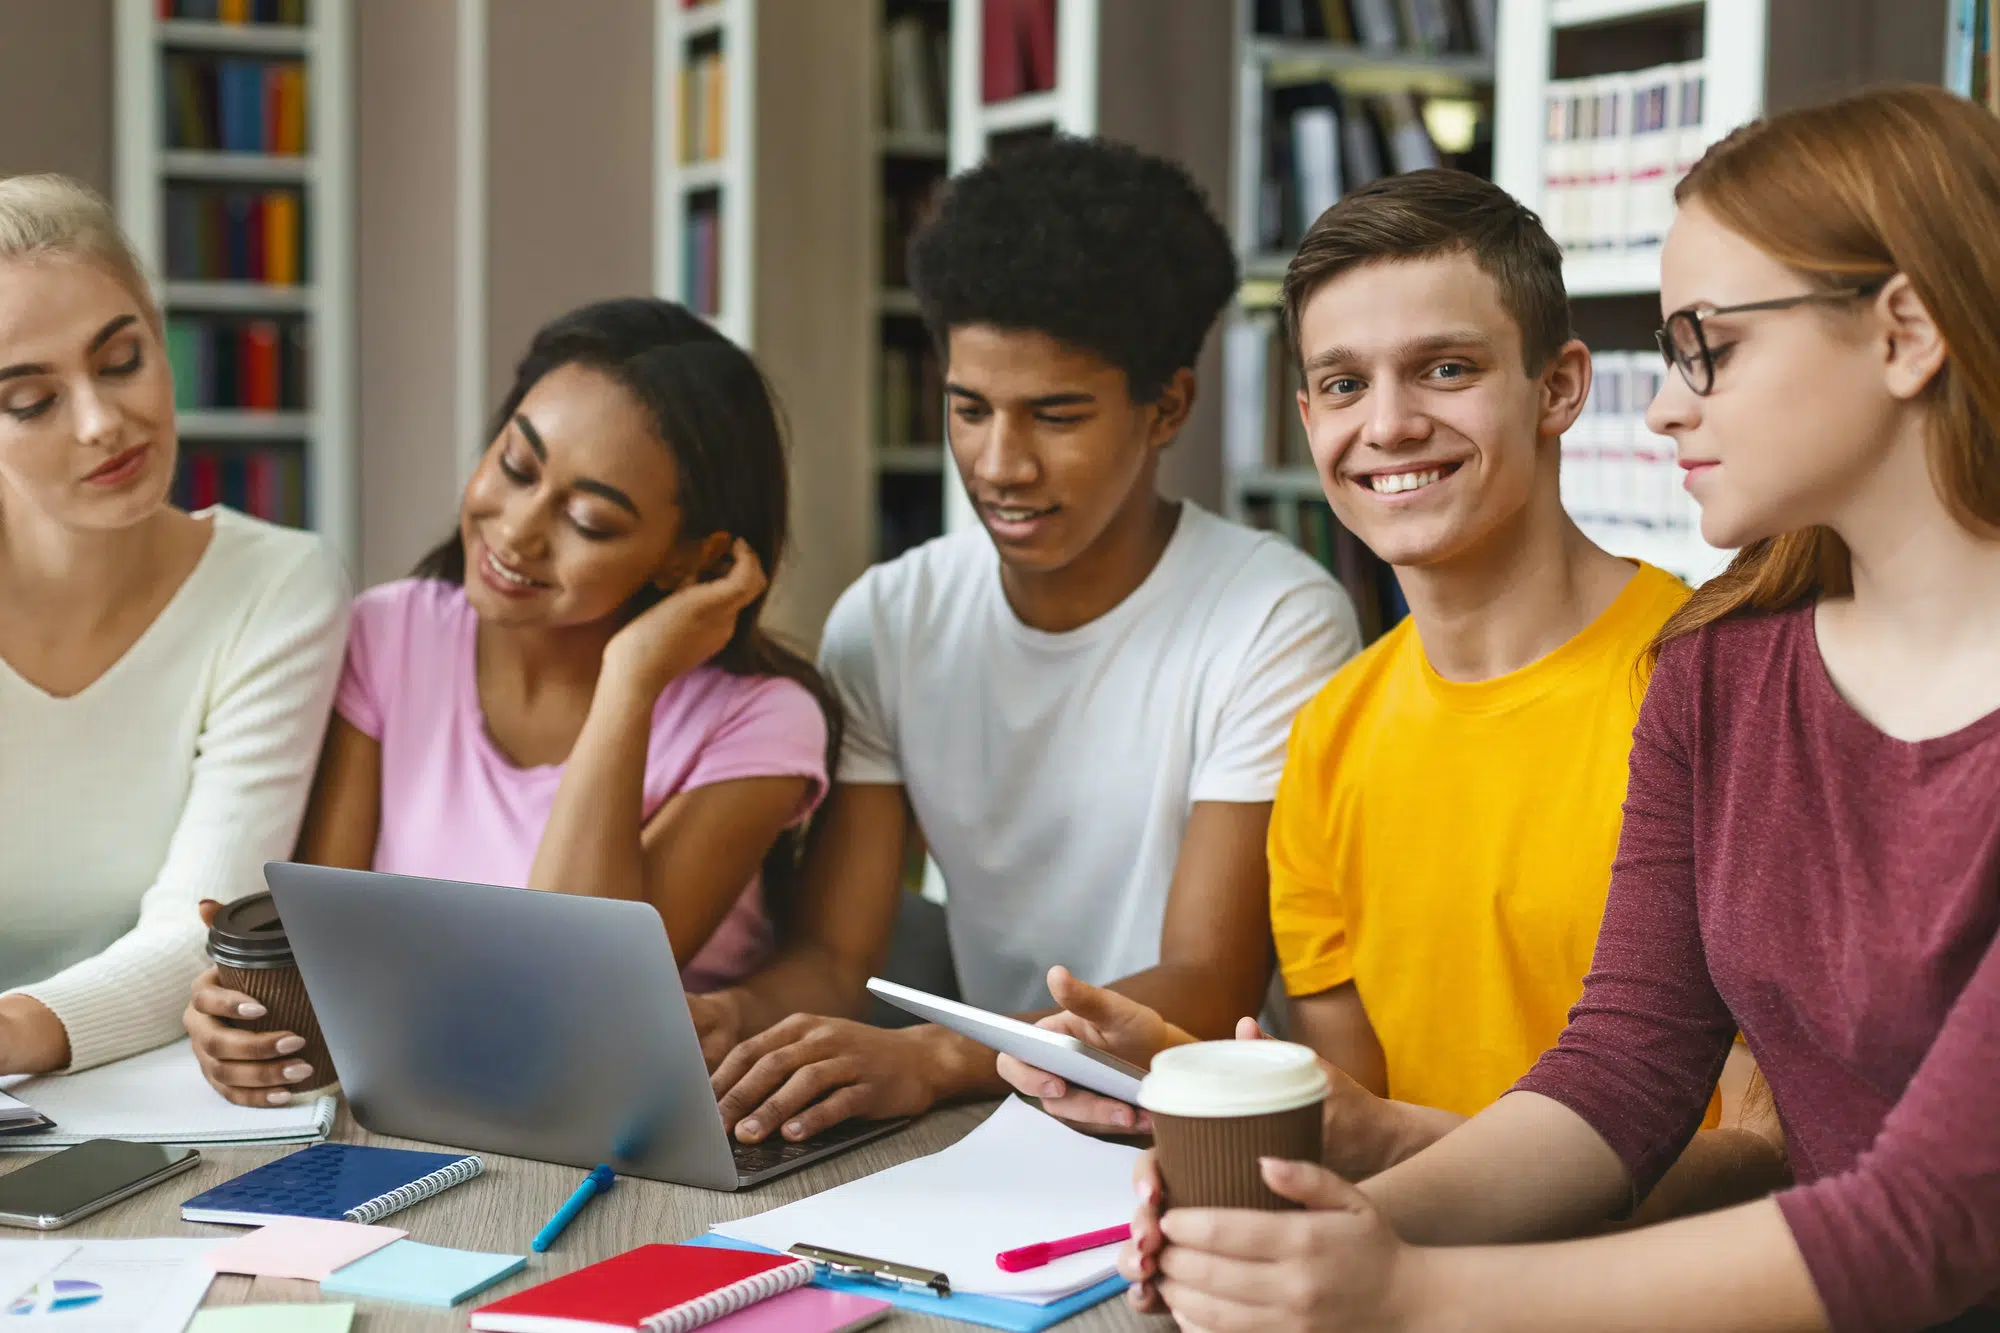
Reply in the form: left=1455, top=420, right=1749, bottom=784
left=643, top=1259, right=815, bottom=1333
left=344, top=1155, right=486, bottom=1226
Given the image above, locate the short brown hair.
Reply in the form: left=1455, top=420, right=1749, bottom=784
left=1281, top=168, right=1570, bottom=373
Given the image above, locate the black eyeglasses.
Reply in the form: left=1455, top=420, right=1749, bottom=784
left=1653, top=281, right=1885, bottom=396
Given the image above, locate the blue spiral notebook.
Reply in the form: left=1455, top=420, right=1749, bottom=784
left=181, top=1142, right=485, bottom=1226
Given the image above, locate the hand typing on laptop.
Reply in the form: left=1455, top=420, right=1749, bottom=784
left=709, top=1014, right=995, bottom=1146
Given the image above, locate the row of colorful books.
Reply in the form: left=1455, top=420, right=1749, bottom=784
left=1253, top=0, right=1495, bottom=56
left=165, top=315, right=309, bottom=411
left=680, top=47, right=727, bottom=164
left=172, top=446, right=309, bottom=528
left=163, top=54, right=308, bottom=156
left=683, top=198, right=723, bottom=318
left=880, top=341, right=944, bottom=450
left=159, top=0, right=308, bottom=23
left=1561, top=351, right=1698, bottom=533
left=1541, top=62, right=1707, bottom=257
left=163, top=184, right=305, bottom=285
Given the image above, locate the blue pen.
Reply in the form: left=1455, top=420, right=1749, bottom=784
left=532, top=1165, right=616, bottom=1252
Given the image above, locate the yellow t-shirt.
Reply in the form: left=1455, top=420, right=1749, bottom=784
left=1269, top=562, right=1696, bottom=1119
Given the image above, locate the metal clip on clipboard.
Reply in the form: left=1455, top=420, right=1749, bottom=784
left=788, top=1242, right=953, bottom=1298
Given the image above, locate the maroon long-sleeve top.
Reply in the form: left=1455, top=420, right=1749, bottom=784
left=1515, top=601, right=2000, bottom=1333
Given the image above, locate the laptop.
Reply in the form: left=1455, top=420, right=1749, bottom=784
left=263, top=863, right=906, bottom=1190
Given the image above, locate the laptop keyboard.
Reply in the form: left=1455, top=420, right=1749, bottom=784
left=731, top=1116, right=902, bottom=1178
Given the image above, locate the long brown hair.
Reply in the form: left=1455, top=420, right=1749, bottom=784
left=416, top=298, right=841, bottom=930
left=1652, top=85, right=2000, bottom=655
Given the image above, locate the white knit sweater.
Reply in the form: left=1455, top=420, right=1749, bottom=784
left=1, top=508, right=350, bottom=1071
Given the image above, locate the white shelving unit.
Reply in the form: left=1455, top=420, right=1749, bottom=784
left=939, top=0, right=1101, bottom=535
left=655, top=0, right=755, bottom=348
left=1492, top=0, right=1761, bottom=584
left=113, top=0, right=356, bottom=571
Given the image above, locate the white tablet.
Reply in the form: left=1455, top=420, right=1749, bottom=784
left=865, top=977, right=1146, bottom=1103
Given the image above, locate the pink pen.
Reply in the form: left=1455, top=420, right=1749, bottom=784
left=995, top=1223, right=1133, bottom=1273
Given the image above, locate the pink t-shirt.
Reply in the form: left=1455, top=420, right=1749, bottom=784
left=333, top=578, right=828, bottom=992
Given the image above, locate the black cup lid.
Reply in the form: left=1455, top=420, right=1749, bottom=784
left=207, top=892, right=293, bottom=966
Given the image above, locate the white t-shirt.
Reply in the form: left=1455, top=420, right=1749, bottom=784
left=820, top=501, right=1360, bottom=1012
left=0, top=508, right=349, bottom=1071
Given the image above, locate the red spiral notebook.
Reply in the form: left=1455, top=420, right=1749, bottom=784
left=468, top=1244, right=815, bottom=1333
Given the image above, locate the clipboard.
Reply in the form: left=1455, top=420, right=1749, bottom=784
left=686, top=1235, right=1128, bottom=1333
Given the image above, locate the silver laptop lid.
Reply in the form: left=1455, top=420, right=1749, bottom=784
left=264, top=863, right=740, bottom=1190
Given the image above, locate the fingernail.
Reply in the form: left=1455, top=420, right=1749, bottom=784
left=784, top=1122, right=803, bottom=1138
left=237, top=1001, right=267, bottom=1018
left=266, top=1090, right=292, bottom=1105
left=740, top=1119, right=761, bottom=1138
left=1139, top=1179, right=1159, bottom=1204
left=281, top=1063, right=313, bottom=1082
left=1042, top=1081, right=1062, bottom=1097
left=274, top=1035, right=305, bottom=1055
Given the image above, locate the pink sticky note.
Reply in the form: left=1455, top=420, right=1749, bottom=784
left=204, top=1217, right=407, bottom=1281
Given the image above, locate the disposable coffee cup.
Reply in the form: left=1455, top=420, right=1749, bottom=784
left=207, top=892, right=337, bottom=1095
left=1138, top=1040, right=1327, bottom=1211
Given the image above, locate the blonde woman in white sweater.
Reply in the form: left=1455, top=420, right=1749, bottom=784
left=0, top=175, right=348, bottom=1075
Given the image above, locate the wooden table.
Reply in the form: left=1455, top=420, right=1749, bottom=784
left=12, top=1102, right=1165, bottom=1331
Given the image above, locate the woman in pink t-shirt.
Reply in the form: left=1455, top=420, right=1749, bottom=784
left=184, top=298, right=837, bottom=1106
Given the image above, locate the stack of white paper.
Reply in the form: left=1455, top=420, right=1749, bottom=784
left=712, top=1097, right=1141, bottom=1304
left=0, top=1041, right=334, bottom=1149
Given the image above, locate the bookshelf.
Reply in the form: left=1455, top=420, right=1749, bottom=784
left=1223, top=0, right=1500, bottom=640
left=653, top=0, right=875, bottom=651
left=873, top=0, right=952, bottom=561
left=113, top=0, right=355, bottom=571
left=1485, top=0, right=1767, bottom=585
left=936, top=0, right=1101, bottom=534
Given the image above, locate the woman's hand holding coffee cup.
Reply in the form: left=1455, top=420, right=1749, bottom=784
left=995, top=966, right=1196, bottom=1133
left=1140, top=1157, right=1420, bottom=1331
left=184, top=897, right=324, bottom=1107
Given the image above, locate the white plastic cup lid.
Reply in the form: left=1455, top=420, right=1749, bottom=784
left=1137, top=1040, right=1330, bottom=1118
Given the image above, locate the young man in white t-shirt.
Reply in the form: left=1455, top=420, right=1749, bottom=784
left=694, top=137, right=1361, bottom=1145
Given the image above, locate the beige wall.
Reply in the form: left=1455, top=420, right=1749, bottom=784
left=354, top=0, right=468, bottom=586
left=484, top=0, right=655, bottom=407
left=1096, top=0, right=1235, bottom=513
left=0, top=0, right=113, bottom=194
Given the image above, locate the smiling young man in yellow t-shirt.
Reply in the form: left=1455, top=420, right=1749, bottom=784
left=1000, top=169, right=1785, bottom=1214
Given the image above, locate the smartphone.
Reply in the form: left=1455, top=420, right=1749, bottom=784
left=865, top=977, right=1148, bottom=1102
left=0, top=1139, right=200, bottom=1230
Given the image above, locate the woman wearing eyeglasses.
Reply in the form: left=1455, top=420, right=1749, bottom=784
left=1121, top=84, right=2000, bottom=1333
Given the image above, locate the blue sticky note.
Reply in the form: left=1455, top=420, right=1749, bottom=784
left=318, top=1239, right=527, bottom=1308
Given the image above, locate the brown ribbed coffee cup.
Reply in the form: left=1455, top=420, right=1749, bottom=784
left=208, top=893, right=337, bottom=1095
left=1140, top=1041, right=1328, bottom=1212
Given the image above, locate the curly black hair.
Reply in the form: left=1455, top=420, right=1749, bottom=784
left=907, top=135, right=1238, bottom=403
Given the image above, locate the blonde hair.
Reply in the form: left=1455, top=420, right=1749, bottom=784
left=1654, top=85, right=2000, bottom=654
left=0, top=174, right=159, bottom=328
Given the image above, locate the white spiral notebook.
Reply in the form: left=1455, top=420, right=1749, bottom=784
left=0, top=1040, right=335, bottom=1149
